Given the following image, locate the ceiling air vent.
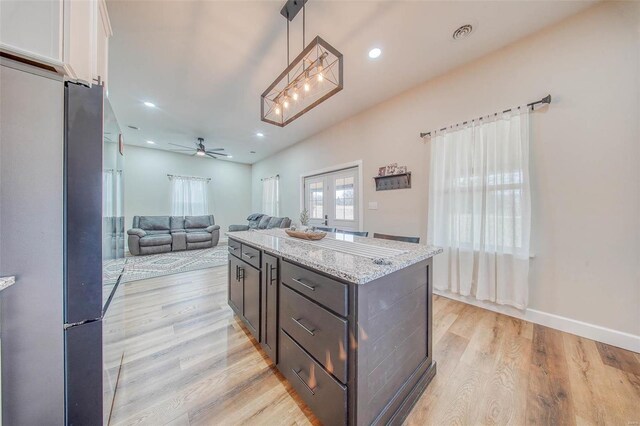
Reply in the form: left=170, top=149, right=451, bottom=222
left=453, top=24, right=473, bottom=40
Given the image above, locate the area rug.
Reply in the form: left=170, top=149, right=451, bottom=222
left=119, top=245, right=228, bottom=283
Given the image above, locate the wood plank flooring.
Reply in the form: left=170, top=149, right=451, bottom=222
left=109, top=266, right=640, bottom=425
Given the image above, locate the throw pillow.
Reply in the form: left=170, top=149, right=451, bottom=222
left=257, top=215, right=271, bottom=229
left=267, top=217, right=284, bottom=229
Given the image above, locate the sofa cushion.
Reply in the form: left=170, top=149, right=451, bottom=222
left=248, top=220, right=261, bottom=229
left=185, top=215, right=211, bottom=229
left=170, top=216, right=185, bottom=230
left=145, top=229, right=170, bottom=235
left=267, top=217, right=284, bottom=229
left=186, top=232, right=211, bottom=243
left=139, top=216, right=170, bottom=231
left=257, top=215, right=271, bottom=229
left=139, top=234, right=172, bottom=247
left=247, top=213, right=265, bottom=221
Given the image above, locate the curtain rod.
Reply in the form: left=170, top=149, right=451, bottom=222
left=261, top=174, right=280, bottom=181
left=419, top=94, right=551, bottom=138
left=167, top=174, right=211, bottom=182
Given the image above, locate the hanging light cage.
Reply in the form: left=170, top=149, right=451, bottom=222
left=261, top=36, right=343, bottom=127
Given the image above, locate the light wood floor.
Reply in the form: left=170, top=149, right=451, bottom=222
left=109, top=266, right=640, bottom=426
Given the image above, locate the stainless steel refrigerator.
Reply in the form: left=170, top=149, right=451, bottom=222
left=0, top=57, right=126, bottom=425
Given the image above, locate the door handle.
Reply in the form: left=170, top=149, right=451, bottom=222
left=292, top=369, right=316, bottom=395
left=291, top=317, right=315, bottom=336
left=291, top=277, right=315, bottom=291
left=238, top=267, right=245, bottom=281
left=270, top=265, right=277, bottom=284
left=235, top=264, right=239, bottom=280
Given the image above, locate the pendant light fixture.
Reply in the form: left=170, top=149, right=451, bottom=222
left=261, top=0, right=344, bottom=127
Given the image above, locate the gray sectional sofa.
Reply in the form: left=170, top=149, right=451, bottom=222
left=228, top=213, right=291, bottom=232
left=127, top=215, right=220, bottom=256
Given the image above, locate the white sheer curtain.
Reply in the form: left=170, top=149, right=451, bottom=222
left=427, top=108, right=531, bottom=309
left=170, top=176, right=209, bottom=216
left=262, top=176, right=279, bottom=216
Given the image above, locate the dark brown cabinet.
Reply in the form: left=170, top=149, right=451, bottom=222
left=228, top=255, right=243, bottom=315
left=228, top=239, right=261, bottom=342
left=228, top=237, right=436, bottom=425
left=242, top=262, right=260, bottom=339
left=261, top=252, right=279, bottom=361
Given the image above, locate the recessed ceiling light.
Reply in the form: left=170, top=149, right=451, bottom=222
left=128, top=125, right=139, bottom=130
left=143, top=101, right=156, bottom=108
left=256, top=132, right=264, bottom=137
left=146, top=140, right=156, bottom=145
left=452, top=24, right=474, bottom=40
left=228, top=155, right=233, bottom=158
left=250, top=151, right=256, bottom=154
left=368, top=48, right=382, bottom=59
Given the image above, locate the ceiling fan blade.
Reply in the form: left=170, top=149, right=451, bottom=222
left=170, top=149, right=193, bottom=152
left=169, top=143, right=194, bottom=149
left=206, top=153, right=219, bottom=159
left=208, top=148, right=225, bottom=151
left=206, top=150, right=227, bottom=156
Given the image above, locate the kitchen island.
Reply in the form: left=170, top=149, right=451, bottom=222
left=226, top=229, right=442, bottom=426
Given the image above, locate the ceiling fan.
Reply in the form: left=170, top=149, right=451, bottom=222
left=169, top=137, right=229, bottom=159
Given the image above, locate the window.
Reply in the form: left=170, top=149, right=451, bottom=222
left=309, top=181, right=323, bottom=219
left=262, top=175, right=280, bottom=216
left=170, top=175, right=209, bottom=216
left=427, top=109, right=531, bottom=309
left=335, top=176, right=354, bottom=220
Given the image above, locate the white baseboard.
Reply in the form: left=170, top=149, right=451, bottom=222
left=434, top=289, right=640, bottom=353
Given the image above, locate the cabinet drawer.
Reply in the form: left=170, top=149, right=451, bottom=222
left=228, top=238, right=241, bottom=257
left=281, top=285, right=348, bottom=383
left=279, top=331, right=347, bottom=426
left=240, top=244, right=261, bottom=269
left=281, top=260, right=348, bottom=317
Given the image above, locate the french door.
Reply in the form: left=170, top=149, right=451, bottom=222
left=304, top=167, right=359, bottom=231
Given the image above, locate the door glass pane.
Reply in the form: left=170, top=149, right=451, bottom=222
left=309, top=181, right=323, bottom=219
left=335, top=176, right=354, bottom=221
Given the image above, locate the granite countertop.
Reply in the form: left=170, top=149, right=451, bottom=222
left=226, top=228, right=442, bottom=284
left=0, top=276, right=16, bottom=292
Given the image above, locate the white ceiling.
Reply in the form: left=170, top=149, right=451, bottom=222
left=106, top=0, right=595, bottom=164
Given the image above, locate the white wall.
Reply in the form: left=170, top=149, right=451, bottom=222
left=124, top=144, right=252, bottom=241
left=251, top=2, right=640, bottom=339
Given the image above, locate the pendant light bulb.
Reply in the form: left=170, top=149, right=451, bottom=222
left=304, top=81, right=310, bottom=92
left=317, top=72, right=324, bottom=82
left=292, top=90, right=299, bottom=101
left=275, top=106, right=281, bottom=115
left=283, top=99, right=289, bottom=109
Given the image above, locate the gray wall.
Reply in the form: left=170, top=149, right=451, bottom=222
left=124, top=144, right=253, bottom=241
left=0, top=61, right=65, bottom=424
left=251, top=3, right=640, bottom=337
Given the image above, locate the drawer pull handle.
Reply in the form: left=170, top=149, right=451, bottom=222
left=291, top=278, right=315, bottom=291
left=292, top=317, right=315, bottom=336
left=242, top=253, right=254, bottom=259
left=292, top=369, right=316, bottom=395
left=229, top=246, right=237, bottom=251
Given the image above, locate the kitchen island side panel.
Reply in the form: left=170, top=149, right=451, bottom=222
left=355, top=258, right=434, bottom=425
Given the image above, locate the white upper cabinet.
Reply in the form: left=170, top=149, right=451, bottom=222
left=0, top=0, right=112, bottom=86
left=0, top=0, right=63, bottom=64
left=95, top=0, right=113, bottom=89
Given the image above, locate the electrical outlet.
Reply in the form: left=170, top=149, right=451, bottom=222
left=368, top=202, right=378, bottom=210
